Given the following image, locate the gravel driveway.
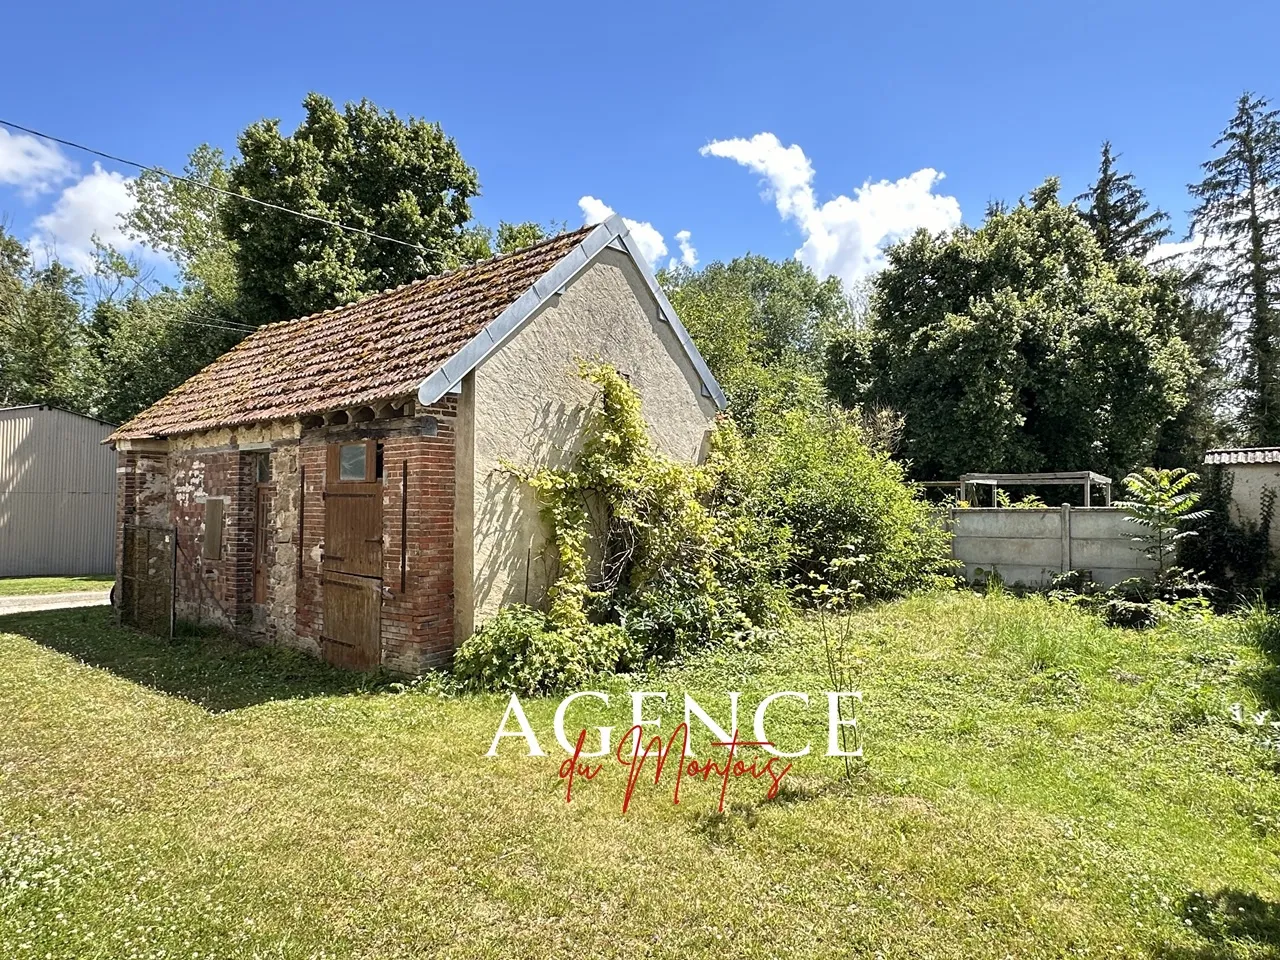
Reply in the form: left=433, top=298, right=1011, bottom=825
left=0, top=591, right=112, bottom=615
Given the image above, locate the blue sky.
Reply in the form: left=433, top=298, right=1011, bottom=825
left=2, top=0, right=1279, bottom=290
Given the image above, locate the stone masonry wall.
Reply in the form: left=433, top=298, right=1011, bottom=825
left=168, top=447, right=256, bottom=630
left=115, top=447, right=172, bottom=600
left=117, top=402, right=456, bottom=675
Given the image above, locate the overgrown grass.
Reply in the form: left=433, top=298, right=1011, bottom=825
left=1, top=594, right=1278, bottom=958
left=0, top=575, right=114, bottom=597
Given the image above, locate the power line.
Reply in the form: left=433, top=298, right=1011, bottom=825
left=0, top=118, right=441, bottom=256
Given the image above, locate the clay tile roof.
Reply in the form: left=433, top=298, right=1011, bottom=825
left=109, top=226, right=594, bottom=441
left=1203, top=447, right=1280, bottom=465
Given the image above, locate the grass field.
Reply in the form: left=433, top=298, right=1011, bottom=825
left=0, top=575, right=114, bottom=597
left=1, top=593, right=1278, bottom=958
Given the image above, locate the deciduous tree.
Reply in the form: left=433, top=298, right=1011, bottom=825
left=222, top=93, right=480, bottom=324
left=661, top=255, right=850, bottom=431
left=832, top=179, right=1197, bottom=480
left=0, top=227, right=88, bottom=410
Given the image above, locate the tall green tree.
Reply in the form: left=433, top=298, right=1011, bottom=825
left=86, top=287, right=239, bottom=425
left=0, top=226, right=87, bottom=410
left=451, top=219, right=558, bottom=265
left=1075, top=141, right=1171, bottom=262
left=661, top=255, right=849, bottom=431
left=125, top=144, right=238, bottom=307
left=832, top=179, right=1197, bottom=480
left=222, top=93, right=480, bottom=324
left=1189, top=92, right=1280, bottom=444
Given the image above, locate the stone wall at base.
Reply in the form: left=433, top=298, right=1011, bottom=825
left=115, top=404, right=458, bottom=675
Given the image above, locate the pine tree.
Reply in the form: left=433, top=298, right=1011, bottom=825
left=1075, top=141, right=1172, bottom=262
left=1189, top=92, right=1280, bottom=444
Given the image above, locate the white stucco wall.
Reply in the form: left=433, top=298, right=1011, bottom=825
left=467, top=248, right=719, bottom=628
left=1220, top=463, right=1280, bottom=553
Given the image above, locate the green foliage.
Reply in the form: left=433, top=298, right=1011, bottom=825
left=0, top=227, right=89, bottom=410
left=994, top=490, right=1047, bottom=509
left=1180, top=466, right=1277, bottom=600
left=125, top=144, right=239, bottom=307
left=84, top=287, right=240, bottom=425
left=1116, top=467, right=1210, bottom=575
left=1189, top=92, right=1280, bottom=444
left=748, top=407, right=956, bottom=598
left=481, top=363, right=795, bottom=693
left=1074, top=141, right=1172, bottom=262
left=222, top=92, right=480, bottom=325
left=661, top=255, right=849, bottom=432
left=452, top=605, right=636, bottom=696
left=837, top=179, right=1198, bottom=480
left=450, top=220, right=561, bottom=265
left=510, top=363, right=791, bottom=663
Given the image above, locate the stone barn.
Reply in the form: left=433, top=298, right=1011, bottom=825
left=109, top=218, right=724, bottom=672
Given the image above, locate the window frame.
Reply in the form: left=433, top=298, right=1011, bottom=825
left=328, top=439, right=378, bottom=484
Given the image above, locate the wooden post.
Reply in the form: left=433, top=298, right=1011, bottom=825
left=1083, top=481, right=1091, bottom=507
left=1060, top=503, right=1072, bottom=572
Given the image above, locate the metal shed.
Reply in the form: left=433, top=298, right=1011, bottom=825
left=0, top=405, right=117, bottom=577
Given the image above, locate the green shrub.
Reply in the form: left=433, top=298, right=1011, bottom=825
left=509, top=363, right=793, bottom=662
left=453, top=605, right=638, bottom=696
left=747, top=407, right=955, bottom=598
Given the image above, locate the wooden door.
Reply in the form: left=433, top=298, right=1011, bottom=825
left=321, top=440, right=383, bottom=669
left=253, top=484, right=271, bottom=604
left=321, top=570, right=381, bottom=669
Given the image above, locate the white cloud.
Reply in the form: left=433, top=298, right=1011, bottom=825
left=1145, top=236, right=1213, bottom=266
left=578, top=195, right=668, bottom=268
left=669, top=229, right=697, bottom=270
left=29, top=163, right=139, bottom=272
left=700, top=132, right=962, bottom=288
left=0, top=127, right=75, bottom=196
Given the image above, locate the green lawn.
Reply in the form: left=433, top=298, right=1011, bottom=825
left=0, top=575, right=114, bottom=597
left=1, top=593, right=1278, bottom=958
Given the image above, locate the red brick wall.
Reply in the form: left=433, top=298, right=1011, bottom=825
left=297, top=400, right=458, bottom=674
left=117, top=401, right=458, bottom=676
left=378, top=408, right=457, bottom=672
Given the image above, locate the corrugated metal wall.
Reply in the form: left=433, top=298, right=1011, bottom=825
left=0, top=406, right=117, bottom=576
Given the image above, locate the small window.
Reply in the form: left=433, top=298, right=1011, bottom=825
left=339, top=443, right=368, bottom=481
left=254, top=453, right=271, bottom=484
left=203, top=498, right=224, bottom=560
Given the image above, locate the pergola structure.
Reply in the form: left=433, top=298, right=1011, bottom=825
left=958, top=471, right=1113, bottom=507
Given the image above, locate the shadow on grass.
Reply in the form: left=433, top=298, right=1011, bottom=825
left=1154, top=889, right=1280, bottom=959
left=0, top=606, right=370, bottom=712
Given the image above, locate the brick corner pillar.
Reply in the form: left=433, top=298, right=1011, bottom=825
left=380, top=403, right=459, bottom=675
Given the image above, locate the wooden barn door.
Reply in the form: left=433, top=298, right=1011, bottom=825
left=321, top=440, right=382, bottom=669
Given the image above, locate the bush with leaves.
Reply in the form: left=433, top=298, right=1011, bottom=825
left=747, top=407, right=956, bottom=599
left=488, top=363, right=793, bottom=676
left=1116, top=467, right=1210, bottom=575
left=453, top=605, right=637, bottom=696
left=1051, top=467, right=1215, bottom=628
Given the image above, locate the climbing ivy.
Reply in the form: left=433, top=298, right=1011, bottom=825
left=507, top=361, right=789, bottom=657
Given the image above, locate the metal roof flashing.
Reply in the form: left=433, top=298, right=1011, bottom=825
left=416, top=214, right=728, bottom=411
